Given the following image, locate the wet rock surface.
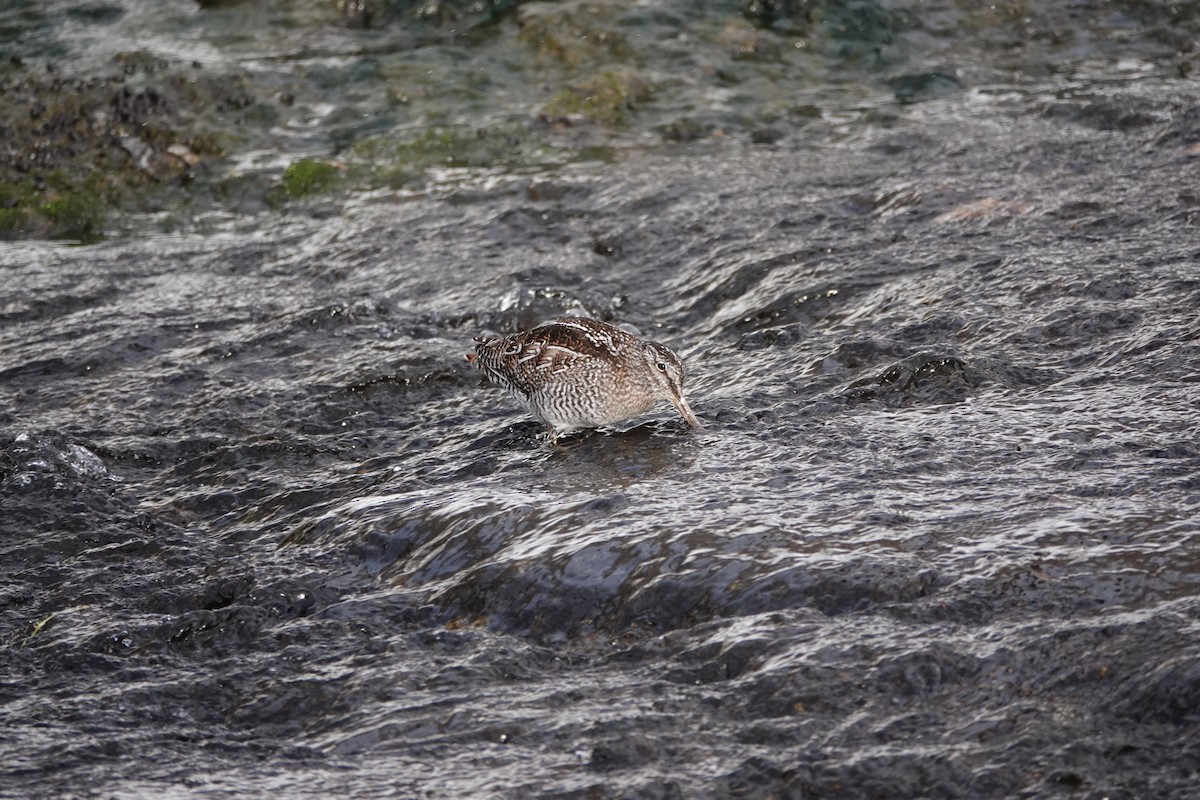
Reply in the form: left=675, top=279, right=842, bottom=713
left=3, top=2, right=1200, bottom=799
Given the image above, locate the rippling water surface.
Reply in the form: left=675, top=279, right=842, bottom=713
left=4, top=2, right=1200, bottom=798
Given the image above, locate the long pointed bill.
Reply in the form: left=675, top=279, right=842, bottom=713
left=670, top=391, right=703, bottom=429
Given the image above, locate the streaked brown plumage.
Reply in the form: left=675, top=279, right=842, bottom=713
left=466, top=317, right=701, bottom=441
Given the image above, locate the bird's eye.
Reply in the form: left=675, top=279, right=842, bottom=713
left=656, top=361, right=668, bottom=372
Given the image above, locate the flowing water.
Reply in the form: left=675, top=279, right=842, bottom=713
left=3, top=2, right=1200, bottom=798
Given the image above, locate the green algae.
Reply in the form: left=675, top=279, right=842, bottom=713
left=41, top=190, right=108, bottom=241
left=0, top=51, right=271, bottom=240
left=543, top=71, right=652, bottom=126
left=273, top=127, right=540, bottom=202
left=349, top=125, right=535, bottom=188
left=263, top=158, right=344, bottom=208
left=281, top=158, right=341, bottom=197
left=517, top=2, right=631, bottom=67
left=0, top=173, right=109, bottom=242
left=0, top=207, right=30, bottom=238
left=0, top=181, right=38, bottom=238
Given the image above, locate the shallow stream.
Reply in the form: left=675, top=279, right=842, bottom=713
left=3, top=2, right=1200, bottom=798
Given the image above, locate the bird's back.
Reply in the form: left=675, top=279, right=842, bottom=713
left=470, top=318, right=651, bottom=429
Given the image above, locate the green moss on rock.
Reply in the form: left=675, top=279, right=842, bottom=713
left=41, top=190, right=107, bottom=240
left=0, top=207, right=30, bottom=237
left=348, top=125, right=531, bottom=188
left=0, top=52, right=266, bottom=240
left=543, top=71, right=652, bottom=125
left=0, top=173, right=108, bottom=241
left=281, top=158, right=341, bottom=197
left=518, top=2, right=630, bottom=66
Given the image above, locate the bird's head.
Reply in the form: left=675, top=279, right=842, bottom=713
left=641, top=341, right=702, bottom=428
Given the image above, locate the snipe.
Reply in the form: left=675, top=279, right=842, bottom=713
left=466, top=317, right=701, bottom=442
